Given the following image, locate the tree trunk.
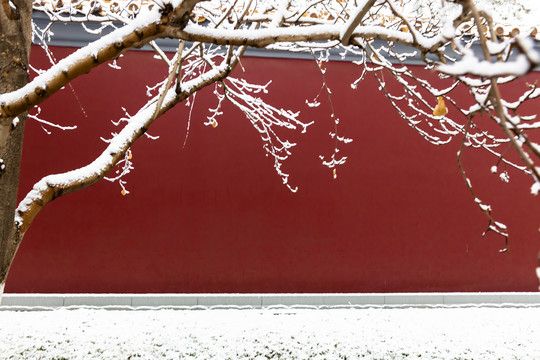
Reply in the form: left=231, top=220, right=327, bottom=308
left=0, top=0, right=32, bottom=303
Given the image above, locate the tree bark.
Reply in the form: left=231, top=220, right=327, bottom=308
left=0, top=0, right=32, bottom=302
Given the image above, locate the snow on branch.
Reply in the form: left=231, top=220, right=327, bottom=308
left=1, top=0, right=204, bottom=118
left=217, top=77, right=311, bottom=190
left=12, top=0, right=540, bottom=244
left=15, top=43, right=246, bottom=234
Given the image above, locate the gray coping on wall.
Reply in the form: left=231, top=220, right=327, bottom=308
left=32, top=11, right=540, bottom=69
left=2, top=293, right=540, bottom=309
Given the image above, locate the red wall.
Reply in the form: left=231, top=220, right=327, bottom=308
left=6, top=44, right=540, bottom=293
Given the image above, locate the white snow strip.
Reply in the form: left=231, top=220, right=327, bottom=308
left=0, top=307, right=539, bottom=359
left=531, top=181, right=540, bottom=195
left=438, top=54, right=532, bottom=77
left=183, top=23, right=340, bottom=41
left=182, top=23, right=444, bottom=50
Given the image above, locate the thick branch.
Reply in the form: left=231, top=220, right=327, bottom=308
left=0, top=0, right=204, bottom=118
left=15, top=47, right=244, bottom=234
left=0, top=22, right=165, bottom=118
left=172, top=22, right=445, bottom=51
left=340, top=0, right=377, bottom=45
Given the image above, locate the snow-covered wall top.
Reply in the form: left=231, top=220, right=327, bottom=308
left=31, top=11, right=540, bottom=67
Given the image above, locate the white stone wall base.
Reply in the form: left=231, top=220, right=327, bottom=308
left=1, top=292, right=540, bottom=309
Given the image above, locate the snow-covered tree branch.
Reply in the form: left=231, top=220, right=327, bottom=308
left=1, top=0, right=539, bottom=298
left=15, top=44, right=246, bottom=233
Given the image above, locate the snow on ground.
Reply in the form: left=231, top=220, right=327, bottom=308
left=1, top=306, right=540, bottom=359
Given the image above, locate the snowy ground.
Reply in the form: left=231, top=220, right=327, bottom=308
left=1, top=306, right=540, bottom=359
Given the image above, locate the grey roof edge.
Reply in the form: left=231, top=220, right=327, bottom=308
left=2, top=292, right=540, bottom=309
left=32, top=11, right=540, bottom=69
